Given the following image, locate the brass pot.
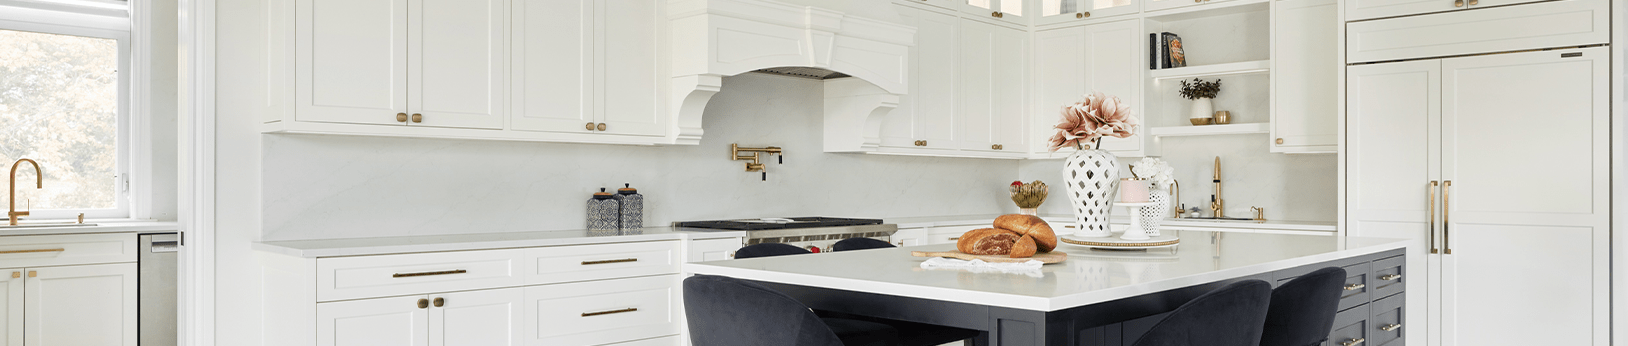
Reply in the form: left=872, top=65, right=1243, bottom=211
left=1213, top=111, right=1232, bottom=124
left=1189, top=117, right=1213, bottom=126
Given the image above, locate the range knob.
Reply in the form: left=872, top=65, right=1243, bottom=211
left=807, top=245, right=822, bottom=253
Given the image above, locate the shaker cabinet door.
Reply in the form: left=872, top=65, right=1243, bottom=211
left=510, top=0, right=595, bottom=134
left=597, top=0, right=668, bottom=137
left=0, top=268, right=19, bottom=346
left=1271, top=0, right=1338, bottom=153
left=1081, top=19, right=1143, bottom=154
left=296, top=0, right=411, bottom=126
left=1345, top=0, right=1459, bottom=22
left=318, top=295, right=431, bottom=346
left=24, top=263, right=137, bottom=346
left=1031, top=26, right=1085, bottom=155
left=429, top=288, right=524, bottom=346
left=408, top=0, right=506, bottom=129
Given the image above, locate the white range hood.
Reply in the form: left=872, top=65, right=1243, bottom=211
left=668, top=0, right=915, bottom=151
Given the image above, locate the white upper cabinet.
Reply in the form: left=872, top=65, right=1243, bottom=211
left=956, top=20, right=1026, bottom=153
left=596, top=0, right=666, bottom=137
left=510, top=0, right=593, bottom=134
left=962, top=0, right=1029, bottom=25
left=1345, top=0, right=1552, bottom=22
left=1081, top=19, right=1144, bottom=155
left=1346, top=0, right=1608, bottom=63
left=409, top=0, right=504, bottom=130
left=1035, top=0, right=1140, bottom=25
left=1270, top=0, right=1337, bottom=153
left=1030, top=26, right=1087, bottom=156
left=295, top=0, right=410, bottom=126
left=881, top=5, right=960, bottom=151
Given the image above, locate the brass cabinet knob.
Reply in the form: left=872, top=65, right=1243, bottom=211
left=411, top=113, right=422, bottom=123
left=26, top=271, right=34, bottom=278
left=417, top=298, right=429, bottom=309
left=586, top=122, right=596, bottom=131
left=432, top=297, right=444, bottom=307
left=1467, top=0, right=1477, bottom=4
left=991, top=11, right=1003, bottom=18
left=597, top=123, right=607, bottom=131
left=1454, top=0, right=1464, bottom=6
left=1082, top=12, right=1091, bottom=18
left=397, top=113, right=409, bottom=123
left=1276, top=138, right=1285, bottom=145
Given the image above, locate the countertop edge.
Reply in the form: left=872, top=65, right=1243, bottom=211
left=0, top=221, right=180, bottom=236
left=894, top=215, right=1335, bottom=232
left=255, top=230, right=750, bottom=258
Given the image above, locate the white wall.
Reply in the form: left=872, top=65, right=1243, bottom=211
left=1019, top=135, right=1337, bottom=222
left=137, top=0, right=178, bottom=221
left=261, top=73, right=1022, bottom=241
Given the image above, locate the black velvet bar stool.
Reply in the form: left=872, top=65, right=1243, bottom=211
left=832, top=237, right=896, bottom=251
left=735, top=243, right=813, bottom=259
left=1131, top=279, right=1273, bottom=346
left=684, top=274, right=901, bottom=346
left=1260, top=267, right=1348, bottom=346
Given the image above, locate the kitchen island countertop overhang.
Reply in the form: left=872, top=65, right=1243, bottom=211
left=683, top=231, right=1410, bottom=312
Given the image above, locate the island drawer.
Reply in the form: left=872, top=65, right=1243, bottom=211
left=316, top=249, right=524, bottom=302
left=1371, top=255, right=1405, bottom=299
left=523, top=240, right=679, bottom=285
left=1329, top=304, right=1369, bottom=346
left=524, top=275, right=679, bottom=346
left=1370, top=294, right=1405, bottom=346
left=0, top=233, right=136, bottom=268
left=1337, top=262, right=1372, bottom=312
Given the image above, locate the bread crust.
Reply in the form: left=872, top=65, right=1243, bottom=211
left=994, top=214, right=1058, bottom=252
left=1009, top=235, right=1037, bottom=258
left=956, top=228, right=1022, bottom=255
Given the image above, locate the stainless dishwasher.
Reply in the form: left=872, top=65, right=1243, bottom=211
left=140, top=233, right=178, bottom=346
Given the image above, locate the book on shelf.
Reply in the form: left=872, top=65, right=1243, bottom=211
left=1149, top=32, right=1188, bottom=69
left=1165, top=33, right=1187, bottom=68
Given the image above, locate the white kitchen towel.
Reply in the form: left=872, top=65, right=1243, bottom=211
left=919, top=257, right=1045, bottom=278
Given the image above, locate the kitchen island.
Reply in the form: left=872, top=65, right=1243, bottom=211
left=684, top=231, right=1410, bottom=346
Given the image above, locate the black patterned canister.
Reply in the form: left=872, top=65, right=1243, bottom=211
left=614, top=183, right=644, bottom=230
left=587, top=188, right=620, bottom=231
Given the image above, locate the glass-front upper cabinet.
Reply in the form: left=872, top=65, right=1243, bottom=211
left=1035, top=0, right=1139, bottom=25
left=963, top=0, right=1028, bottom=25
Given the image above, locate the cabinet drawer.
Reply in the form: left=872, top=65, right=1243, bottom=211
left=0, top=233, right=136, bottom=268
left=524, top=275, right=679, bottom=346
left=317, top=249, right=524, bottom=302
left=686, top=238, right=740, bottom=263
left=1346, top=0, right=1608, bottom=63
left=1329, top=304, right=1369, bottom=346
left=524, top=241, right=679, bottom=285
left=1337, top=262, right=1372, bottom=311
left=1369, top=294, right=1404, bottom=346
left=1370, top=255, right=1404, bottom=299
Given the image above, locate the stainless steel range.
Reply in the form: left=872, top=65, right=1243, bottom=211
left=674, top=217, right=897, bottom=253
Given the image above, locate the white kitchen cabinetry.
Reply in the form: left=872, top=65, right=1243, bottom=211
left=882, top=5, right=961, bottom=152
left=1144, top=0, right=1233, bottom=13
left=1345, top=0, right=1609, bottom=64
left=1347, top=48, right=1610, bottom=346
left=512, top=0, right=665, bottom=138
left=317, top=295, right=430, bottom=346
left=1268, top=0, right=1337, bottom=153
left=1344, top=0, right=1551, bottom=22
left=292, top=0, right=503, bottom=129
left=686, top=238, right=741, bottom=262
left=957, top=20, right=1027, bottom=153
left=0, top=234, right=139, bottom=346
left=1034, top=0, right=1139, bottom=26
left=891, top=228, right=928, bottom=247
left=1027, top=19, right=1143, bottom=158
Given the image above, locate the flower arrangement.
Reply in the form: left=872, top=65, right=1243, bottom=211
left=1178, top=78, right=1221, bottom=100
left=1130, top=157, right=1175, bottom=190
left=1047, top=91, right=1139, bottom=152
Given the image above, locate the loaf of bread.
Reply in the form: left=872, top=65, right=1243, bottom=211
left=955, top=228, right=1022, bottom=256
left=994, top=214, right=1057, bottom=252
left=1009, top=235, right=1037, bottom=258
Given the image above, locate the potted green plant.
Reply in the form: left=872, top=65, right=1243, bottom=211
left=1179, top=78, right=1222, bottom=125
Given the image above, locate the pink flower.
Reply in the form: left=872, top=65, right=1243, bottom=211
left=1047, top=91, right=1138, bottom=151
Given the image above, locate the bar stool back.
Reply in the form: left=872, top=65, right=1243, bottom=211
left=833, top=238, right=895, bottom=251
left=1260, top=267, right=1348, bottom=346
left=1130, top=280, right=1273, bottom=346
left=735, top=243, right=813, bottom=259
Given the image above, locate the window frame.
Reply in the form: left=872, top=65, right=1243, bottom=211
left=0, top=5, right=135, bottom=221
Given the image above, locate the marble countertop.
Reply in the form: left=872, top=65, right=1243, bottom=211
left=0, top=221, right=179, bottom=236
left=684, top=230, right=1406, bottom=311
left=889, top=214, right=1335, bottom=232
left=255, top=227, right=749, bottom=258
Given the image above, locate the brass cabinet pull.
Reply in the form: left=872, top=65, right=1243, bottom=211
left=1276, top=138, right=1285, bottom=145
left=1428, top=180, right=1439, bottom=254
left=1443, top=180, right=1452, bottom=254
left=0, top=248, right=64, bottom=255
left=1379, top=274, right=1402, bottom=281
left=411, top=113, right=422, bottom=123
left=582, top=258, right=638, bottom=265
left=1380, top=323, right=1402, bottom=332
left=26, top=271, right=34, bottom=278
left=1453, top=0, right=1464, bottom=6
left=392, top=269, right=468, bottom=278
left=582, top=307, right=637, bottom=317
left=432, top=297, right=444, bottom=307
left=948, top=237, right=960, bottom=241
left=597, top=123, right=607, bottom=131
left=417, top=298, right=429, bottom=309
left=1343, top=283, right=1365, bottom=291
left=1341, top=338, right=1365, bottom=346
left=397, top=113, right=409, bottom=123
left=586, top=122, right=596, bottom=131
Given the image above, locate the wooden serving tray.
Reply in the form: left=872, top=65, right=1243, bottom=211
left=910, top=251, right=1068, bottom=264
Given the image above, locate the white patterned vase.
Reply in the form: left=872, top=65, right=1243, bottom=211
left=1140, top=188, right=1170, bottom=236
left=1063, top=149, right=1120, bottom=237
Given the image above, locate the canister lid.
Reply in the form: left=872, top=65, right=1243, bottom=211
left=618, top=183, right=638, bottom=195
left=593, top=188, right=614, bottom=199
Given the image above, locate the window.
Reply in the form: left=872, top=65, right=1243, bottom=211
left=0, top=1, right=131, bottom=220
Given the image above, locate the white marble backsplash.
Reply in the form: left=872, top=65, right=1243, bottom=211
left=262, top=74, right=1020, bottom=241
left=1019, top=136, right=1337, bottom=223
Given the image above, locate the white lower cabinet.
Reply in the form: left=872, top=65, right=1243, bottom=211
left=22, top=263, right=137, bottom=346
left=890, top=228, right=928, bottom=247
left=433, top=289, right=524, bottom=346
left=318, top=295, right=430, bottom=346
left=524, top=275, right=679, bottom=346
left=685, top=238, right=741, bottom=262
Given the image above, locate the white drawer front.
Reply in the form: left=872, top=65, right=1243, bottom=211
left=524, top=275, right=678, bottom=346
left=0, top=233, right=135, bottom=268
left=685, top=238, right=740, bottom=263
left=1347, top=0, right=1608, bottom=63
left=317, top=249, right=524, bottom=302
left=524, top=241, right=679, bottom=285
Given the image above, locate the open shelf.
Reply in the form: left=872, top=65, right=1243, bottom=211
left=1148, top=123, right=1269, bottom=137
left=1150, top=60, right=1270, bottom=80
left=1145, top=0, right=1271, bottom=22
